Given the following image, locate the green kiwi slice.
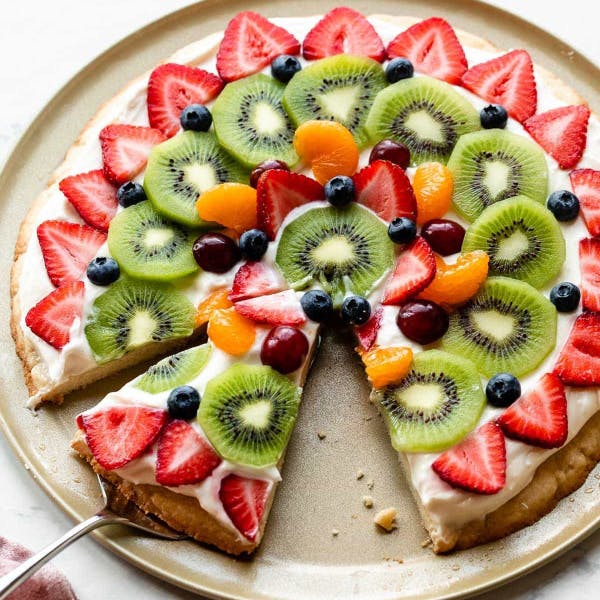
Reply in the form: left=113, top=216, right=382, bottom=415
left=107, top=201, right=198, bottom=282
left=441, top=277, right=556, bottom=378
left=462, top=195, right=565, bottom=288
left=144, top=131, right=248, bottom=227
left=374, top=350, right=485, bottom=453
left=283, top=55, right=387, bottom=148
left=448, top=129, right=548, bottom=222
left=365, top=76, right=480, bottom=164
left=85, top=278, right=196, bottom=363
left=212, top=74, right=298, bottom=168
left=275, top=203, right=395, bottom=306
left=135, top=344, right=212, bottom=394
left=198, top=364, right=301, bottom=467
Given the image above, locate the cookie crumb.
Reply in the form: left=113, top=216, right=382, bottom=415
left=351, top=513, right=358, bottom=520
left=374, top=507, right=397, bottom=531
left=421, top=538, right=432, bottom=548
left=356, top=469, right=365, bottom=480
left=393, top=557, right=404, bottom=564
left=451, top=564, right=460, bottom=571
left=365, top=416, right=372, bottom=421
left=317, top=431, right=327, bottom=440
left=362, top=495, right=374, bottom=509
left=366, top=479, right=374, bottom=490
left=331, top=528, right=339, bottom=536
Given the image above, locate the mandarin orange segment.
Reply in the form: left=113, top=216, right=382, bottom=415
left=419, top=251, right=489, bottom=306
left=413, top=162, right=453, bottom=224
left=293, top=120, right=359, bottom=184
left=196, top=183, right=257, bottom=234
left=207, top=307, right=256, bottom=355
left=196, top=289, right=233, bottom=326
left=361, top=346, right=413, bottom=389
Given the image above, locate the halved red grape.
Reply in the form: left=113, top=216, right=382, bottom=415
left=192, top=233, right=240, bottom=273
left=397, top=300, right=449, bottom=344
left=369, top=140, right=410, bottom=170
left=260, top=326, right=309, bottom=374
left=420, top=219, right=466, bottom=256
left=250, top=160, right=290, bottom=188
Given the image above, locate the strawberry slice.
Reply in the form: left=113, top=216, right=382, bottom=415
left=382, top=237, right=436, bottom=305
left=229, top=261, right=285, bottom=303
left=58, top=170, right=118, bottom=232
left=432, top=421, right=507, bottom=495
left=353, top=160, right=417, bottom=222
left=37, top=220, right=107, bottom=287
left=234, top=290, right=306, bottom=326
left=78, top=405, right=167, bottom=471
left=570, top=169, right=600, bottom=237
left=497, top=373, right=567, bottom=449
left=216, top=11, right=300, bottom=82
left=554, top=312, right=600, bottom=385
left=302, top=7, right=385, bottom=62
left=524, top=105, right=590, bottom=170
left=579, top=238, right=600, bottom=311
left=386, top=17, right=467, bottom=84
left=355, top=306, right=383, bottom=351
left=99, top=124, right=166, bottom=184
left=147, top=63, right=224, bottom=137
left=25, top=280, right=85, bottom=349
left=257, top=170, right=324, bottom=240
left=462, top=50, right=537, bottom=123
left=156, top=420, right=221, bottom=486
left=219, top=474, right=271, bottom=542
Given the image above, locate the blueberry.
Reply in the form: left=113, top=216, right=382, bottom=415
left=480, top=104, right=508, bottom=129
left=325, top=176, right=355, bottom=207
left=86, top=257, right=120, bottom=286
left=550, top=282, right=580, bottom=312
left=340, top=295, right=371, bottom=325
left=117, top=181, right=146, bottom=207
left=547, top=190, right=580, bottom=221
left=239, top=229, right=269, bottom=260
left=300, top=290, right=334, bottom=322
left=486, top=373, right=521, bottom=407
left=180, top=104, right=212, bottom=132
left=271, top=54, right=302, bottom=83
left=167, top=385, right=201, bottom=420
left=385, top=57, right=414, bottom=83
left=387, top=217, right=417, bottom=244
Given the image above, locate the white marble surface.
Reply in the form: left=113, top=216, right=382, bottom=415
left=0, top=1, right=598, bottom=598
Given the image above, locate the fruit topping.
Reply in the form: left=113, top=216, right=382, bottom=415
left=324, top=175, right=355, bottom=207
left=546, top=190, right=580, bottom=221
left=196, top=183, right=258, bottom=234
left=485, top=373, right=521, bottom=407
left=195, top=289, right=233, bottom=326
left=569, top=169, right=600, bottom=237
left=271, top=54, right=302, bottom=83
left=192, top=232, right=241, bottom=274
left=480, top=104, right=508, bottom=130
left=300, top=289, right=334, bottom=323
left=156, top=420, right=221, bottom=486
left=549, top=282, right=581, bottom=313
left=25, top=280, right=85, bottom=350
left=579, top=238, right=600, bottom=311
left=431, top=421, right=506, bottom=494
left=117, top=181, right=147, bottom=207
left=234, top=290, right=306, bottom=326
left=387, top=217, right=417, bottom=245
left=369, top=140, right=411, bottom=169
left=420, top=219, right=465, bottom=256
left=385, top=58, right=414, bottom=83
left=250, top=160, right=290, bottom=188
left=361, top=345, right=413, bottom=389
left=354, top=306, right=383, bottom=351
left=397, top=299, right=449, bottom=344
left=230, top=261, right=285, bottom=302
left=208, top=308, right=256, bottom=356
left=59, top=170, right=118, bottom=232
left=87, top=257, right=120, bottom=286
left=180, top=104, right=213, bottom=132
left=216, top=11, right=300, bottom=82
left=261, top=326, right=309, bottom=374
left=239, top=228, right=269, bottom=261
left=412, top=162, right=453, bottom=224
left=340, top=295, right=371, bottom=325
left=375, top=350, right=486, bottom=452
left=166, top=385, right=201, bottom=420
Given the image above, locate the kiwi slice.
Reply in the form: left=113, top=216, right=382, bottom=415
left=283, top=55, right=387, bottom=148
left=365, top=76, right=480, bottom=164
left=144, top=131, right=248, bottom=227
left=212, top=74, right=298, bottom=168
left=85, top=277, right=196, bottom=363
left=135, top=344, right=212, bottom=394
left=108, top=201, right=198, bottom=282
left=448, top=129, right=548, bottom=222
left=441, top=277, right=556, bottom=378
left=374, top=350, right=485, bottom=453
left=198, top=364, right=301, bottom=467
left=462, top=195, right=565, bottom=288
left=275, top=203, right=395, bottom=306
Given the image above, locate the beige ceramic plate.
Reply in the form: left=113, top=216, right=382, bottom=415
left=0, top=1, right=599, bottom=598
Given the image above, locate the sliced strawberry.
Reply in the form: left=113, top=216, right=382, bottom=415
left=216, top=11, right=300, bottom=82
left=37, top=220, right=106, bottom=287
left=554, top=312, right=600, bottom=385
left=524, top=105, right=589, bottom=170
left=570, top=169, right=600, bottom=237
left=386, top=17, right=467, bottom=84
left=58, top=170, right=118, bottom=232
left=432, top=421, right=507, bottom=495
left=234, top=290, right=306, bottom=326
left=79, top=405, right=167, bottom=471
left=229, top=261, right=285, bottom=303
left=99, top=124, right=166, bottom=184
left=25, top=280, right=85, bottom=349
left=353, top=160, right=417, bottom=222
left=382, top=237, right=436, bottom=305
left=462, top=50, right=537, bottom=123
left=147, top=63, right=224, bottom=137
left=155, top=420, right=221, bottom=486
left=579, top=238, right=600, bottom=311
left=219, top=474, right=271, bottom=542
left=257, top=170, right=324, bottom=240
left=355, top=306, right=383, bottom=351
left=302, top=7, right=385, bottom=62
left=497, top=373, right=567, bottom=449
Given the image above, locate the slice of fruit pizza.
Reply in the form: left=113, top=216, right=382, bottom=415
left=11, top=7, right=600, bottom=554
